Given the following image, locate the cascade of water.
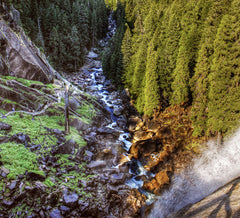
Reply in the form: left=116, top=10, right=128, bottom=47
left=149, top=128, right=240, bottom=218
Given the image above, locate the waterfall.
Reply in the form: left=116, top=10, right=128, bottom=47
left=149, top=127, right=240, bottom=218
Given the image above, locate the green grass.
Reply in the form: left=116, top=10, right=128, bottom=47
left=0, top=142, right=42, bottom=179
left=65, top=128, right=87, bottom=147
left=0, top=112, right=85, bottom=146
left=43, top=177, right=55, bottom=187
left=76, top=103, right=96, bottom=124
left=4, top=76, right=44, bottom=87
left=1, top=75, right=56, bottom=91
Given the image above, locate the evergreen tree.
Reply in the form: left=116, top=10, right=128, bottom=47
left=190, top=0, right=230, bottom=136
left=144, top=40, right=160, bottom=116
left=131, top=36, right=147, bottom=99
left=208, top=0, right=240, bottom=135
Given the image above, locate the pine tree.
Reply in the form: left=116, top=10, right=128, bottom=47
left=70, top=25, right=81, bottom=71
left=131, top=36, right=147, bottom=99
left=122, top=23, right=132, bottom=61
left=144, top=40, right=160, bottom=116
left=171, top=0, right=205, bottom=105
left=190, top=0, right=230, bottom=136
left=208, top=0, right=240, bottom=135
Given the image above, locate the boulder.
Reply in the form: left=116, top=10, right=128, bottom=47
left=54, top=139, right=76, bottom=155
left=0, top=121, right=12, bottom=131
left=87, top=51, right=98, bottom=59
left=87, top=160, right=106, bottom=169
left=128, top=116, right=142, bottom=131
left=63, top=193, right=79, bottom=208
left=110, top=173, right=126, bottom=185
left=26, top=171, right=46, bottom=181
left=1, top=166, right=10, bottom=177
left=59, top=205, right=70, bottom=215
left=113, top=106, right=124, bottom=116
left=10, top=133, right=31, bottom=146
left=50, top=208, right=63, bottom=218
left=0, top=136, right=9, bottom=144
left=70, top=118, right=89, bottom=133
left=97, top=127, right=117, bottom=135
left=8, top=180, right=17, bottom=190
left=0, top=18, right=53, bottom=83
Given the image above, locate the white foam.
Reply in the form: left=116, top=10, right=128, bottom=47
left=149, top=127, right=240, bottom=217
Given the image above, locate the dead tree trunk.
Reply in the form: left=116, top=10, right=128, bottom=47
left=65, top=84, right=70, bottom=134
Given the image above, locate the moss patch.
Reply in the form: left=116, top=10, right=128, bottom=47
left=0, top=142, right=42, bottom=179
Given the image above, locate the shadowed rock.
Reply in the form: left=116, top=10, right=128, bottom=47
left=0, top=121, right=12, bottom=131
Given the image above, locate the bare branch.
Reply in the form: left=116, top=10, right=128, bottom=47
left=1, top=102, right=54, bottom=118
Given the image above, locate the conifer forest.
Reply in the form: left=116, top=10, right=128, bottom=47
left=1, top=0, right=240, bottom=217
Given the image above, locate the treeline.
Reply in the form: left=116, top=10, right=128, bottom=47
left=4, top=0, right=109, bottom=71
left=103, top=0, right=240, bottom=137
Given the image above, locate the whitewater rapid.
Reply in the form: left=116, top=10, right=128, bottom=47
left=149, top=128, right=240, bottom=217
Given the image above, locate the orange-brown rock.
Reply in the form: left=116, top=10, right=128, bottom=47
left=143, top=179, right=158, bottom=192
left=155, top=170, right=169, bottom=187
left=124, top=189, right=147, bottom=216
left=130, top=139, right=157, bottom=159
left=129, top=105, right=198, bottom=195
left=119, top=154, right=133, bottom=166
left=144, top=151, right=168, bottom=171
left=143, top=170, right=170, bottom=194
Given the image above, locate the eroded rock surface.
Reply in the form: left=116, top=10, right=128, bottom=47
left=0, top=5, right=53, bottom=83
left=173, top=177, right=240, bottom=218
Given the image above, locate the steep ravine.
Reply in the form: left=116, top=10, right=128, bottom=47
left=2, top=4, right=240, bottom=217
left=0, top=6, right=146, bottom=216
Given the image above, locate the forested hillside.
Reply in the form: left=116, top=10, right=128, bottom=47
left=4, top=0, right=109, bottom=71
left=103, top=0, right=240, bottom=137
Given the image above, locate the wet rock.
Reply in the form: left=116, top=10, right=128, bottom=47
left=117, top=117, right=127, bottom=129
left=63, top=193, right=79, bottom=207
left=97, top=127, right=116, bottom=135
left=110, top=173, right=126, bottom=185
left=132, top=130, right=149, bottom=142
left=113, top=106, right=124, bottom=116
left=87, top=51, right=98, bottom=59
left=130, top=139, right=157, bottom=159
left=26, top=171, right=46, bottom=181
left=50, top=208, right=63, bottom=218
left=128, top=116, right=142, bottom=131
left=0, top=121, right=11, bottom=131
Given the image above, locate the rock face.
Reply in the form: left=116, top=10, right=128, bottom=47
left=0, top=5, right=53, bottom=83
left=173, top=177, right=240, bottom=217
